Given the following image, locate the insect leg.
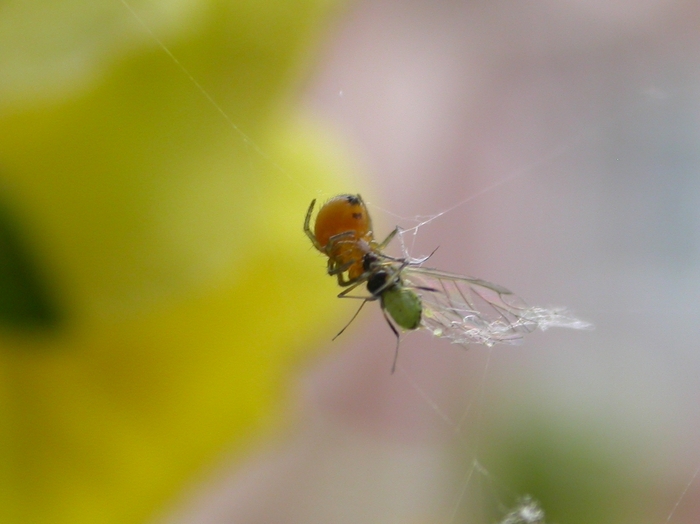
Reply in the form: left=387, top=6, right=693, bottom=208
left=380, top=304, right=401, bottom=374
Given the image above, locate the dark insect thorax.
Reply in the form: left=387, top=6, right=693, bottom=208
left=366, top=270, right=389, bottom=297
left=363, top=253, right=389, bottom=296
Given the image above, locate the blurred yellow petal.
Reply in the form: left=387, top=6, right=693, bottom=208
left=0, top=0, right=356, bottom=522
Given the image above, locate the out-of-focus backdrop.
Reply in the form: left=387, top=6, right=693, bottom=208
left=171, top=2, right=699, bottom=523
left=301, top=2, right=700, bottom=523
left=3, top=1, right=700, bottom=523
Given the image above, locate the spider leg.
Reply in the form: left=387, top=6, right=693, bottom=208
left=334, top=272, right=353, bottom=287
left=376, top=226, right=399, bottom=250
left=328, top=257, right=354, bottom=276
left=303, top=199, right=324, bottom=251
left=327, top=259, right=363, bottom=287
left=337, top=275, right=374, bottom=296
left=327, top=230, right=356, bottom=245
left=372, top=227, right=410, bottom=263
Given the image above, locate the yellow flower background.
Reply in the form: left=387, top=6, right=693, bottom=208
left=0, top=0, right=352, bottom=522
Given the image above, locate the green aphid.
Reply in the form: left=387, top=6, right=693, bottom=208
left=380, top=283, right=422, bottom=331
left=362, top=263, right=426, bottom=372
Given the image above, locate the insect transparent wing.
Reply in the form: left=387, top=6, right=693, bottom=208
left=402, top=266, right=591, bottom=346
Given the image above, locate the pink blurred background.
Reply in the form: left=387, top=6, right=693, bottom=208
left=160, top=1, right=700, bottom=523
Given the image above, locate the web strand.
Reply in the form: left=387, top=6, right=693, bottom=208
left=117, top=0, right=309, bottom=191
left=111, top=5, right=644, bottom=524
left=665, top=461, right=700, bottom=523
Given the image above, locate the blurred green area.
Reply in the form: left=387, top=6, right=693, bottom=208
left=0, top=1, right=357, bottom=522
left=454, top=406, right=660, bottom=524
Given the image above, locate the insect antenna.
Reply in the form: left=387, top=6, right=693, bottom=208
left=332, top=300, right=369, bottom=341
